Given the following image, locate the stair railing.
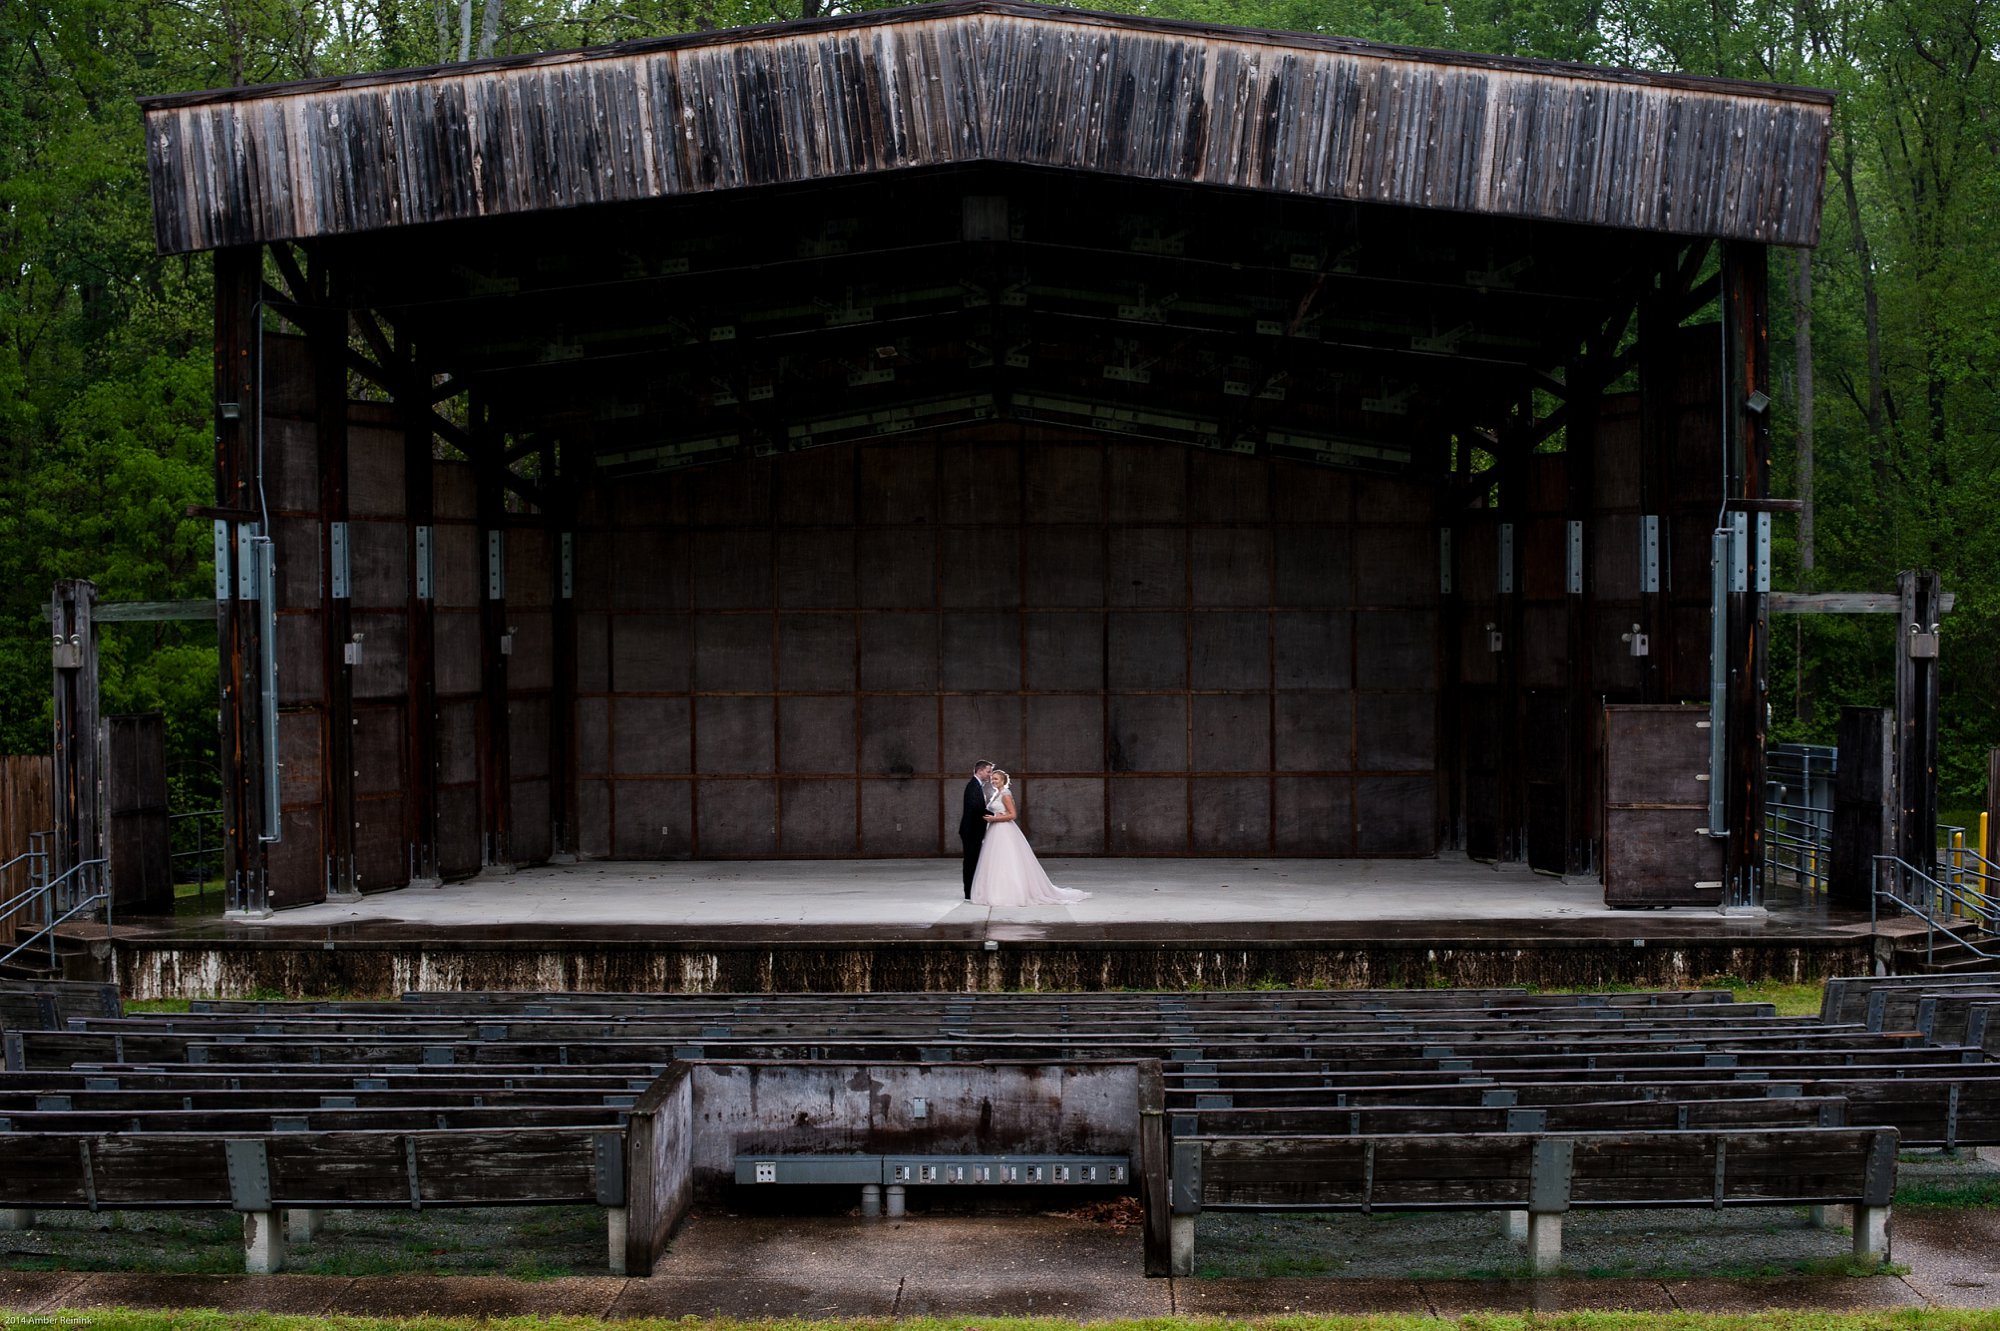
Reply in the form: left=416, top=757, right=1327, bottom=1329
left=0, top=855, right=110, bottom=975
left=1872, top=854, right=2000, bottom=968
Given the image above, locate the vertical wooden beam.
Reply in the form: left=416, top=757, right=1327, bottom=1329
left=1563, top=364, right=1600, bottom=874
left=49, top=580, right=101, bottom=888
left=546, top=438, right=577, bottom=860
left=1496, top=393, right=1529, bottom=862
left=472, top=397, right=514, bottom=869
left=1894, top=569, right=1942, bottom=875
left=1721, top=241, right=1771, bottom=907
left=399, top=334, right=441, bottom=884
left=1634, top=274, right=1675, bottom=704
left=1438, top=435, right=1464, bottom=851
left=313, top=265, right=358, bottom=900
left=213, top=246, right=269, bottom=912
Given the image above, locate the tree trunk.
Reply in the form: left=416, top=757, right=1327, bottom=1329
left=458, top=0, right=473, bottom=62
left=478, top=0, right=501, bottom=59
left=1836, top=129, right=1888, bottom=487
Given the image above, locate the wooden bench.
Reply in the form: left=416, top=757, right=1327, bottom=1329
left=730, top=1153, right=1132, bottom=1216
left=1168, top=1126, right=1899, bottom=1275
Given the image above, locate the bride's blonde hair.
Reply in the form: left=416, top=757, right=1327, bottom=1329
left=991, top=769, right=1011, bottom=789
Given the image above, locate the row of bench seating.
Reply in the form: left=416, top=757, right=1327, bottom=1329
left=0, top=976, right=1979, bottom=1278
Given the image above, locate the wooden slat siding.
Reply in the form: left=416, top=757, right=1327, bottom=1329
left=141, top=5, right=1832, bottom=256
left=0, top=756, right=54, bottom=948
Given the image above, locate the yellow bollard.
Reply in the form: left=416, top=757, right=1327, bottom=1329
left=1980, top=812, right=1993, bottom=916
left=1954, top=831, right=1966, bottom=916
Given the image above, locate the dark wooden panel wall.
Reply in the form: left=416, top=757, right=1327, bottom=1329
left=569, top=426, right=1439, bottom=859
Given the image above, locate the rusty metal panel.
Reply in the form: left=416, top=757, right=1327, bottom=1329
left=1275, top=528, right=1352, bottom=607
left=1022, top=777, right=1104, bottom=853
left=347, top=412, right=405, bottom=518
left=434, top=785, right=480, bottom=876
left=430, top=523, right=480, bottom=608
left=614, top=531, right=690, bottom=610
left=942, top=697, right=1023, bottom=769
left=1108, top=778, right=1188, bottom=853
left=352, top=705, right=406, bottom=796
left=576, top=698, right=610, bottom=776
left=696, top=779, right=777, bottom=856
left=505, top=612, right=552, bottom=692
left=859, top=616, right=940, bottom=692
left=692, top=532, right=772, bottom=610
left=436, top=700, right=480, bottom=786
left=1191, top=529, right=1271, bottom=606
left=611, top=780, right=692, bottom=858
left=1519, top=604, right=1568, bottom=689
left=1191, top=612, right=1268, bottom=690
left=1025, top=444, right=1103, bottom=522
left=862, top=778, right=939, bottom=854
left=1273, top=612, right=1351, bottom=689
left=508, top=700, right=549, bottom=781
left=1275, top=776, right=1353, bottom=854
left=264, top=807, right=325, bottom=907
left=942, top=614, right=1021, bottom=690
left=942, top=530, right=1021, bottom=608
left=433, top=611, right=482, bottom=696
left=1108, top=614, right=1186, bottom=690
left=1192, top=777, right=1270, bottom=852
left=1356, top=694, right=1435, bottom=772
left=1276, top=694, right=1353, bottom=772
left=611, top=615, right=690, bottom=692
left=276, top=711, right=321, bottom=807
left=776, top=446, right=854, bottom=525
left=1354, top=611, right=1437, bottom=690
left=860, top=697, right=937, bottom=777
left=1026, top=612, right=1104, bottom=690
left=859, top=444, right=937, bottom=525
left=272, top=516, right=321, bottom=606
left=1108, top=444, right=1186, bottom=522
left=1108, top=529, right=1186, bottom=607
left=778, top=615, right=856, bottom=691
left=1353, top=526, right=1433, bottom=607
left=510, top=779, right=553, bottom=862
left=263, top=418, right=319, bottom=511
left=1192, top=696, right=1270, bottom=772
left=941, top=446, right=1022, bottom=525
left=1192, top=453, right=1270, bottom=522
left=778, top=533, right=855, bottom=608
left=694, top=616, right=775, bottom=692
left=780, top=698, right=856, bottom=774
left=275, top=614, right=323, bottom=706
left=577, top=779, right=611, bottom=858
left=1025, top=696, right=1104, bottom=773
left=1109, top=697, right=1186, bottom=772
left=347, top=520, right=406, bottom=608
left=694, top=697, right=774, bottom=774
left=856, top=531, right=936, bottom=608
left=1025, top=530, right=1106, bottom=607
left=613, top=698, right=691, bottom=775
left=353, top=805, right=406, bottom=889
left=503, top=529, right=551, bottom=608
left=1356, top=775, right=1436, bottom=854
left=779, top=780, right=855, bottom=854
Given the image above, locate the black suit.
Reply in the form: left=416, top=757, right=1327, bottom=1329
left=959, top=777, right=990, bottom=897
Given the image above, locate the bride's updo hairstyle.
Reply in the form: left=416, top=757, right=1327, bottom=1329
left=991, top=770, right=1011, bottom=789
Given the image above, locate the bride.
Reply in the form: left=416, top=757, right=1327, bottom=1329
left=969, top=770, right=1090, bottom=907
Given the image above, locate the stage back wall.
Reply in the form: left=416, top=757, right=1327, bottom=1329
left=570, top=431, right=1435, bottom=859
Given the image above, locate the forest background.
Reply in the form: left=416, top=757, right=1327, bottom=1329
left=0, top=0, right=1993, bottom=828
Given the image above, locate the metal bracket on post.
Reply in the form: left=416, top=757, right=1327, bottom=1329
left=1497, top=523, right=1515, bottom=595
left=253, top=536, right=282, bottom=844
left=1754, top=513, right=1772, bottom=594
left=1528, top=1138, right=1573, bottom=1213
left=213, top=521, right=234, bottom=601
left=1708, top=527, right=1730, bottom=837
left=1566, top=520, right=1583, bottom=595
left=1640, top=516, right=1661, bottom=593
left=594, top=1131, right=627, bottom=1206
left=1169, top=1139, right=1202, bottom=1214
left=328, top=522, right=351, bottom=599
left=561, top=533, right=575, bottom=600
left=1438, top=528, right=1453, bottom=595
left=224, top=1139, right=272, bottom=1211
left=486, top=531, right=506, bottom=600
left=414, top=526, right=434, bottom=601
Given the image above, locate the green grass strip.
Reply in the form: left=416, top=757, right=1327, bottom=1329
left=13, top=1313, right=2000, bottom=1331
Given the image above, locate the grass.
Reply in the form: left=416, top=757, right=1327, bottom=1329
left=1896, top=1176, right=2000, bottom=1208
left=12, top=1313, right=2000, bottom=1331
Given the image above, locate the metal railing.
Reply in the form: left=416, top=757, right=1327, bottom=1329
left=1871, top=853, right=2000, bottom=968
left=1766, top=744, right=1836, bottom=895
left=0, top=844, right=110, bottom=975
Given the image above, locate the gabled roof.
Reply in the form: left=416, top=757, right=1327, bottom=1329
left=141, top=0, right=1832, bottom=254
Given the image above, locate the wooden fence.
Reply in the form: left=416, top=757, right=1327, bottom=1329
left=0, top=756, right=54, bottom=949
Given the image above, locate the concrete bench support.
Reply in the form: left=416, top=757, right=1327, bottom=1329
left=860, top=1183, right=882, bottom=1217
left=1853, top=1205, right=1890, bottom=1261
left=242, top=1210, right=286, bottom=1274
left=283, top=1208, right=321, bottom=1243
left=0, top=1210, right=34, bottom=1231
left=1170, top=1215, right=1195, bottom=1277
left=1526, top=1212, right=1563, bottom=1273
left=607, top=1206, right=628, bottom=1274
left=1503, top=1209, right=1528, bottom=1241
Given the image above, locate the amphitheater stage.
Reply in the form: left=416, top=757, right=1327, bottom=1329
left=91, top=857, right=1879, bottom=999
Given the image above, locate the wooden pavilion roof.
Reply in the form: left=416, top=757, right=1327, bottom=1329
left=141, top=1, right=1833, bottom=256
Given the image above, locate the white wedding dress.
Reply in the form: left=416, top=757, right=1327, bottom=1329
left=970, top=786, right=1090, bottom=907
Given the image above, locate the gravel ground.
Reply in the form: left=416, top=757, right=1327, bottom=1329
left=0, top=1205, right=608, bottom=1278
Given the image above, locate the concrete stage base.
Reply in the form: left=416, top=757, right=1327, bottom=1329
left=100, top=857, right=1874, bottom=999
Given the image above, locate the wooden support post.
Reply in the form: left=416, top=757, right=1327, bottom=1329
left=1985, top=749, right=2000, bottom=867
left=1721, top=241, right=1771, bottom=908
left=398, top=332, right=441, bottom=886
left=1439, top=444, right=1463, bottom=851
left=1635, top=279, right=1674, bottom=703
left=1138, top=1060, right=1171, bottom=1277
left=1894, top=570, right=1943, bottom=875
left=214, top=246, right=270, bottom=913
left=313, top=273, right=358, bottom=900
left=547, top=439, right=577, bottom=861
left=1831, top=707, right=1895, bottom=910
left=1496, top=393, right=1529, bottom=862
left=49, top=580, right=101, bottom=893
left=1564, top=360, right=1600, bottom=874
left=472, top=398, right=513, bottom=870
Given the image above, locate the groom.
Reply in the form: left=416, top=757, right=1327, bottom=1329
left=959, top=759, right=995, bottom=899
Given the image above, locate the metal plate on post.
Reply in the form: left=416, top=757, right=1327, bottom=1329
left=1864, top=1131, right=1898, bottom=1205
left=1497, top=523, right=1515, bottom=594
left=486, top=530, right=506, bottom=600
left=415, top=526, right=434, bottom=600
left=1439, top=528, right=1453, bottom=595
left=561, top=532, right=574, bottom=599
left=406, top=1136, right=424, bottom=1209
left=255, top=537, right=282, bottom=843
left=1566, top=520, right=1583, bottom=595
left=1708, top=528, right=1730, bottom=835
left=1505, top=1108, right=1548, bottom=1132
left=225, top=1139, right=272, bottom=1211
left=1640, top=515, right=1661, bottom=593
left=237, top=525, right=260, bottom=600
left=1528, top=1138, right=1573, bottom=1213
left=1729, top=512, right=1749, bottom=593
left=214, top=521, right=233, bottom=601
left=594, top=1131, right=626, bottom=1206
left=329, top=522, right=351, bottom=599
left=1170, top=1139, right=1202, bottom=1214
left=1754, top=513, right=1771, bottom=593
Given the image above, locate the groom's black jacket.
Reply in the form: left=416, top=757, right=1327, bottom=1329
left=959, top=779, right=988, bottom=842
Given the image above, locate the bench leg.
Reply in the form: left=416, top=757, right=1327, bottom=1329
left=283, top=1208, right=322, bottom=1244
left=1170, top=1215, right=1195, bottom=1278
left=0, top=1210, right=34, bottom=1231
left=1853, top=1205, right=1891, bottom=1263
left=1809, top=1204, right=1839, bottom=1229
left=860, top=1184, right=882, bottom=1218
left=606, top=1206, right=628, bottom=1275
left=886, top=1185, right=906, bottom=1219
left=242, top=1210, right=287, bottom=1275
left=1526, top=1212, right=1562, bottom=1275
left=1502, top=1210, right=1528, bottom=1241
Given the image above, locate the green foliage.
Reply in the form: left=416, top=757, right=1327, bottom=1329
left=1, top=0, right=1997, bottom=811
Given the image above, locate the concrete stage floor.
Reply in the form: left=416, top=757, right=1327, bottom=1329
left=183, top=856, right=1863, bottom=943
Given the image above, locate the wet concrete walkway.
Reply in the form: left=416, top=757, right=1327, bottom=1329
left=4, top=1210, right=1998, bottom=1320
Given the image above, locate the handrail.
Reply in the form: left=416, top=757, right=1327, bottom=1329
left=1871, top=854, right=2000, bottom=967
left=0, top=857, right=109, bottom=975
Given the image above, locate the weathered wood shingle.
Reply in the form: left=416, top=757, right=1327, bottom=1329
left=140, top=0, right=1833, bottom=255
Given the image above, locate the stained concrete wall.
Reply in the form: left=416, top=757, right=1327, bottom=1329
left=573, top=426, right=1439, bottom=859
left=683, top=1060, right=1143, bottom=1193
